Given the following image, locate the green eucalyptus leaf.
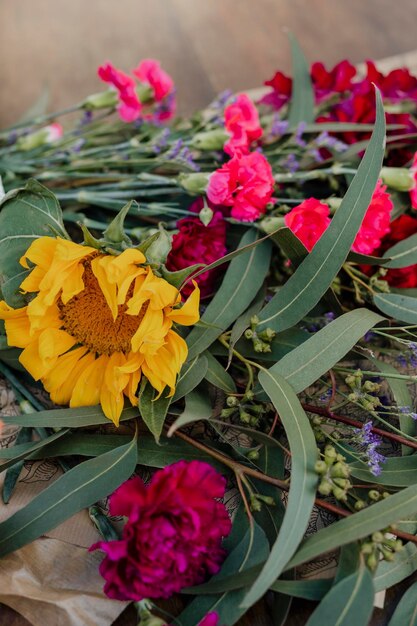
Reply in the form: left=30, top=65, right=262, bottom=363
left=0, top=434, right=138, bottom=558
left=270, top=578, right=333, bottom=600
left=374, top=292, right=417, bottom=324
left=0, top=179, right=68, bottom=306
left=387, top=581, right=417, bottom=626
left=139, top=382, right=171, bottom=443
left=228, top=286, right=265, bottom=367
left=257, top=88, right=386, bottom=332
left=241, top=370, right=318, bottom=609
left=288, top=34, right=315, bottom=128
left=172, top=355, right=208, bottom=402
left=0, top=428, right=69, bottom=475
left=2, top=426, right=33, bottom=504
left=375, top=541, right=417, bottom=592
left=1, top=405, right=139, bottom=428
left=186, top=229, right=272, bottom=359
left=269, top=308, right=384, bottom=393
left=349, top=455, right=417, bottom=487
left=167, top=389, right=212, bottom=436
left=205, top=350, right=237, bottom=393
left=305, top=558, right=374, bottom=626
left=383, top=232, right=417, bottom=268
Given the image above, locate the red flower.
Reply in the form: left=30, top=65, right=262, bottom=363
left=352, top=180, right=393, bottom=255
left=311, top=60, right=356, bottom=102
left=284, top=198, right=331, bottom=251
left=375, top=214, right=417, bottom=288
left=207, top=152, right=275, bottom=222
left=98, top=62, right=142, bottom=122
left=259, top=70, right=292, bottom=110
left=224, top=94, right=263, bottom=156
left=92, top=461, right=231, bottom=602
left=166, top=207, right=227, bottom=298
left=365, top=60, right=417, bottom=101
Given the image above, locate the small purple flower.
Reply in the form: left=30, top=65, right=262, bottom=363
left=363, top=331, right=375, bottom=343
left=308, top=148, right=325, bottom=163
left=324, top=312, right=336, bottom=323
left=282, top=153, right=300, bottom=173
left=294, top=121, right=307, bottom=148
left=399, top=405, right=411, bottom=414
left=316, top=131, right=348, bottom=153
left=319, top=389, right=332, bottom=403
left=152, top=128, right=171, bottom=154
left=270, top=116, right=289, bottom=138
left=354, top=420, right=386, bottom=477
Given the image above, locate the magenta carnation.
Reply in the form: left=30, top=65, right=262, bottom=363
left=97, top=62, right=142, bottom=122
left=207, top=151, right=275, bottom=222
left=166, top=208, right=227, bottom=298
left=198, top=613, right=220, bottom=626
left=91, top=460, right=231, bottom=602
left=352, top=180, right=393, bottom=254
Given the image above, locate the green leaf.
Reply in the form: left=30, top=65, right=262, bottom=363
left=285, top=483, right=417, bottom=571
left=383, top=232, right=417, bottom=268
left=270, top=578, right=333, bottom=600
left=172, top=355, right=208, bottom=402
left=241, top=370, right=318, bottom=609
left=186, top=229, right=272, bottom=359
left=349, top=455, right=417, bottom=487
left=305, top=558, right=374, bottom=626
left=179, top=524, right=269, bottom=626
left=375, top=541, right=417, bottom=592
left=167, top=390, right=212, bottom=436
left=288, top=34, right=315, bottom=128
left=374, top=292, right=417, bottom=324
left=0, top=428, right=70, bottom=475
left=0, top=434, right=138, bottom=558
left=257, top=88, right=386, bottom=332
left=387, top=581, right=417, bottom=626
left=1, top=405, right=138, bottom=428
left=268, top=308, right=384, bottom=393
left=139, top=382, right=171, bottom=443
left=205, top=350, right=237, bottom=393
left=0, top=179, right=68, bottom=306
left=2, top=426, right=33, bottom=504
left=228, top=286, right=265, bottom=367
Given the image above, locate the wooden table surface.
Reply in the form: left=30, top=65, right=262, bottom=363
left=2, top=1, right=417, bottom=624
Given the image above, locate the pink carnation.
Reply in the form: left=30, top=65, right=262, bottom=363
left=45, top=123, right=63, bottom=142
left=166, top=206, right=227, bottom=298
left=409, top=152, right=417, bottom=209
left=133, top=59, right=174, bottom=102
left=91, top=461, right=231, bottom=602
left=207, top=152, right=275, bottom=222
left=224, top=94, right=263, bottom=156
left=284, top=198, right=331, bottom=251
left=97, top=62, right=142, bottom=122
left=352, top=180, right=393, bottom=254
left=311, top=60, right=356, bottom=102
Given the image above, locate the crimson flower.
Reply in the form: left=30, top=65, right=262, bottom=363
left=92, top=461, right=231, bottom=602
left=207, top=151, right=275, bottom=222
left=284, top=198, right=331, bottom=251
left=311, top=60, right=357, bottom=102
left=351, top=180, right=393, bottom=255
left=371, top=214, right=417, bottom=288
left=166, top=207, right=227, bottom=298
left=98, top=62, right=142, bottom=122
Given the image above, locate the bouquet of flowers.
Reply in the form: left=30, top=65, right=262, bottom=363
left=1, top=39, right=417, bottom=625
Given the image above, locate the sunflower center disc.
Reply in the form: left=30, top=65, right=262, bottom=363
left=59, top=260, right=148, bottom=355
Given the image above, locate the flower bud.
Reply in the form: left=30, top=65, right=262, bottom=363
left=333, top=487, right=348, bottom=501
left=380, top=547, right=395, bottom=561
left=247, top=449, right=259, bottom=461
left=312, top=416, right=323, bottom=426
left=324, top=445, right=337, bottom=464
left=333, top=478, right=349, bottom=489
left=318, top=479, right=333, bottom=496
left=138, top=615, right=167, bottom=626
left=191, top=129, right=229, bottom=150
left=199, top=206, right=214, bottom=226
left=178, top=172, right=210, bottom=194
left=361, top=542, right=374, bottom=555
left=380, top=166, right=414, bottom=192
left=256, top=494, right=276, bottom=506
left=354, top=500, right=366, bottom=511
left=83, top=89, right=118, bottom=110
left=244, top=328, right=254, bottom=339
left=362, top=380, right=381, bottom=393
left=259, top=216, right=286, bottom=234
left=372, top=531, right=384, bottom=544
left=220, top=407, right=237, bottom=418
left=226, top=396, right=239, bottom=407
left=239, top=410, right=252, bottom=424
left=369, top=490, right=380, bottom=501
left=366, top=552, right=379, bottom=571
left=330, top=462, right=350, bottom=479
left=250, top=495, right=262, bottom=512
left=16, top=123, right=63, bottom=151
left=314, top=460, right=328, bottom=475
left=244, top=390, right=255, bottom=401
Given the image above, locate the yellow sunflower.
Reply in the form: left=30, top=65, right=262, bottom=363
left=0, top=237, right=200, bottom=425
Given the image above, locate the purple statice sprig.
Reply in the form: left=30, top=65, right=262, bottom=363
left=354, top=421, right=386, bottom=477
left=163, top=139, right=200, bottom=171
left=398, top=406, right=417, bottom=420
left=396, top=341, right=417, bottom=368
